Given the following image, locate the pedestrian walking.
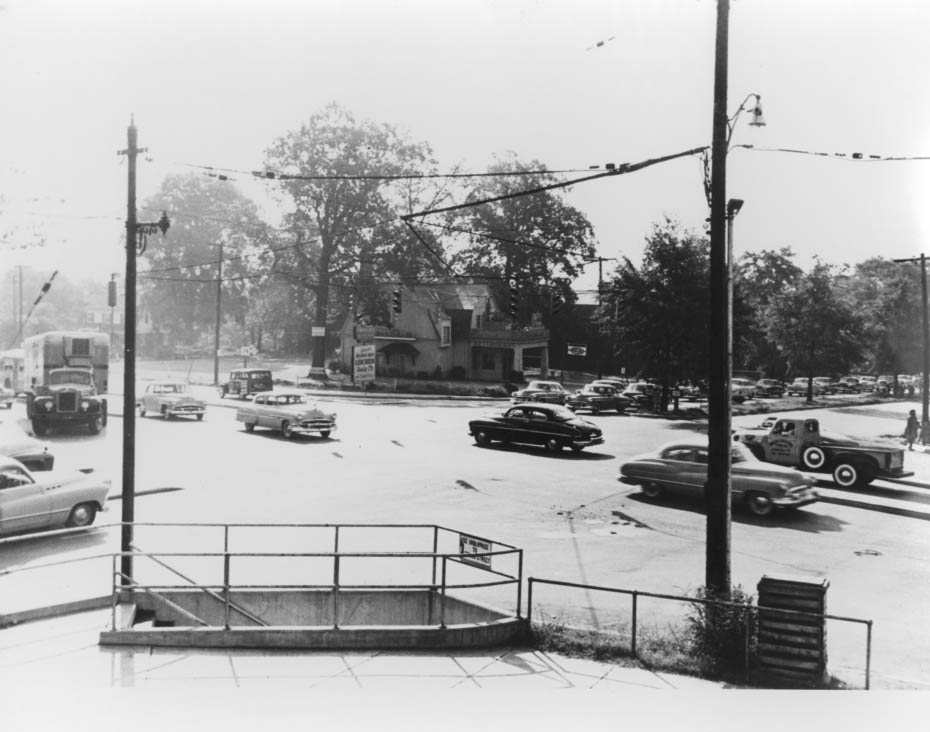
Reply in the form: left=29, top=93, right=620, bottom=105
left=904, top=409, right=920, bottom=450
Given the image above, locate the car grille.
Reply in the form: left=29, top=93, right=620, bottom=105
left=57, top=391, right=78, bottom=412
left=301, top=419, right=334, bottom=429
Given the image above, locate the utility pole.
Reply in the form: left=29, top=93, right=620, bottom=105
left=893, top=254, right=930, bottom=429
left=214, top=237, right=224, bottom=386
left=706, top=0, right=732, bottom=597
left=118, top=119, right=170, bottom=592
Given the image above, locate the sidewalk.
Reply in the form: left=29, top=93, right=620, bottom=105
left=0, top=607, right=726, bottom=691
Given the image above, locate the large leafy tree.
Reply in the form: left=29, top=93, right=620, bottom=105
left=734, top=247, right=803, bottom=377
left=842, top=257, right=922, bottom=376
left=446, top=154, right=596, bottom=324
left=138, top=174, right=267, bottom=349
left=594, top=219, right=710, bottom=403
left=763, top=262, right=864, bottom=401
left=264, top=103, right=448, bottom=370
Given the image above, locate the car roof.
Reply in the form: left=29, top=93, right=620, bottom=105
left=0, top=455, right=30, bottom=471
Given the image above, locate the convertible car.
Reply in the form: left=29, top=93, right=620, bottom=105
left=566, top=383, right=630, bottom=414
left=468, top=402, right=604, bottom=453
left=236, top=390, right=336, bottom=439
left=0, top=456, right=111, bottom=535
left=139, top=381, right=206, bottom=420
left=618, top=440, right=818, bottom=517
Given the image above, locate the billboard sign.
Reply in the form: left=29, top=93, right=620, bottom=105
left=353, top=343, right=376, bottom=383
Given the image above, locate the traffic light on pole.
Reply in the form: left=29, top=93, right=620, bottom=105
left=551, top=293, right=564, bottom=315
left=392, top=288, right=402, bottom=314
left=509, top=283, right=519, bottom=316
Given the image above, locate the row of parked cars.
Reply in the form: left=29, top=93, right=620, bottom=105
left=511, top=378, right=649, bottom=414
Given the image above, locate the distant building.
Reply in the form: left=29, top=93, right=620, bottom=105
left=338, top=283, right=551, bottom=381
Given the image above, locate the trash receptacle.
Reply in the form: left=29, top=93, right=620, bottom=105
left=756, top=575, right=829, bottom=686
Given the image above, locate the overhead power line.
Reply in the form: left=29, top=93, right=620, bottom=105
left=179, top=163, right=598, bottom=182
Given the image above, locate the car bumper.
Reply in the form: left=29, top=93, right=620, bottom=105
left=572, top=435, right=604, bottom=448
left=165, top=406, right=206, bottom=417
left=292, top=421, right=337, bottom=434
left=772, top=489, right=819, bottom=508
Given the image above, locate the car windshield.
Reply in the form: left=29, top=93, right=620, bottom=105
left=49, top=370, right=92, bottom=386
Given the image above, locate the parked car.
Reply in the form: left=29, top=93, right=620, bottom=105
left=813, top=377, right=838, bottom=394
left=0, top=423, right=54, bottom=471
left=469, top=402, right=604, bottom=453
left=730, top=378, right=756, bottom=403
left=0, top=385, right=13, bottom=409
left=754, top=379, right=785, bottom=398
left=835, top=377, right=862, bottom=393
left=0, top=456, right=110, bottom=535
left=566, top=383, right=630, bottom=414
left=621, top=382, right=657, bottom=408
left=785, top=378, right=824, bottom=397
left=511, top=380, right=570, bottom=405
left=218, top=368, right=274, bottom=400
left=236, top=390, right=336, bottom=439
left=138, top=381, right=206, bottom=420
left=854, top=375, right=877, bottom=391
left=618, top=440, right=819, bottom=517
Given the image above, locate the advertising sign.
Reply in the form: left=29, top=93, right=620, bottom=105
left=458, top=533, right=492, bottom=568
left=311, top=326, right=326, bottom=337
left=566, top=343, right=587, bottom=357
left=353, top=343, right=376, bottom=383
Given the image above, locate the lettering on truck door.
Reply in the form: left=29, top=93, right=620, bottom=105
left=764, top=420, right=802, bottom=466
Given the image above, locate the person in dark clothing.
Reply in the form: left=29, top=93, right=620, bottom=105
left=905, top=409, right=920, bottom=450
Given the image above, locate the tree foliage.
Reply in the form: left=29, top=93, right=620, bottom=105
left=763, top=262, right=864, bottom=399
left=447, top=154, right=596, bottom=324
left=594, top=219, right=710, bottom=393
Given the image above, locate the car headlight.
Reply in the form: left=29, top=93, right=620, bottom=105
left=81, top=400, right=91, bottom=411
left=44, top=402, right=54, bottom=411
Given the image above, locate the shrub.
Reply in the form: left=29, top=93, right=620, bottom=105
left=416, top=370, right=430, bottom=380
left=449, top=366, right=466, bottom=380
left=686, top=585, right=756, bottom=679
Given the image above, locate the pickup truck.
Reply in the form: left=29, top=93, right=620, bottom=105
left=733, top=417, right=912, bottom=488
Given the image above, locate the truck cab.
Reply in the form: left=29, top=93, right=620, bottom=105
left=735, top=417, right=912, bottom=488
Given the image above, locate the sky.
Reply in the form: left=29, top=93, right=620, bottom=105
left=2, top=0, right=930, bottom=300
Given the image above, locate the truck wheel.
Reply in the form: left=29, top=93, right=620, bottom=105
left=746, top=492, right=775, bottom=517
left=832, top=461, right=874, bottom=488
left=88, top=415, right=103, bottom=435
left=32, top=419, right=47, bottom=436
left=801, top=446, right=826, bottom=470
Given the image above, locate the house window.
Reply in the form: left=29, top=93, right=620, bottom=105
left=475, top=314, right=484, bottom=329
left=481, top=353, right=495, bottom=370
left=441, top=324, right=451, bottom=346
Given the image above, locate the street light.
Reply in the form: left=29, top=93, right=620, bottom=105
left=727, top=93, right=766, bottom=144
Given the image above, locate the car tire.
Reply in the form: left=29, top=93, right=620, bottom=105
left=733, top=396, right=746, bottom=404
left=244, top=421, right=255, bottom=432
left=32, top=419, right=47, bottom=436
left=66, top=502, right=97, bottom=528
left=139, top=406, right=146, bottom=417
left=590, top=405, right=599, bottom=415
left=196, top=414, right=204, bottom=421
left=643, top=483, right=664, bottom=499
left=88, top=415, right=103, bottom=435
left=218, top=388, right=226, bottom=399
left=833, top=460, right=873, bottom=488
left=320, top=430, right=331, bottom=439
left=746, top=492, right=774, bottom=517
left=474, top=430, right=492, bottom=446
left=801, top=446, right=827, bottom=470
left=281, top=420, right=294, bottom=439
left=544, top=437, right=563, bottom=453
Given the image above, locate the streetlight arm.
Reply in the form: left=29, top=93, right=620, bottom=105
left=726, top=93, right=765, bottom=145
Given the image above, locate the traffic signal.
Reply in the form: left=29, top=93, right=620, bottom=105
left=107, top=279, right=117, bottom=307
left=392, top=288, right=402, bottom=314
left=551, top=293, right=564, bottom=315
left=509, top=284, right=519, bottom=316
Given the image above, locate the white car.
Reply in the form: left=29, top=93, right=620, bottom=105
left=731, top=378, right=756, bottom=403
left=235, top=390, right=336, bottom=439
left=139, top=381, right=207, bottom=420
left=0, top=457, right=111, bottom=535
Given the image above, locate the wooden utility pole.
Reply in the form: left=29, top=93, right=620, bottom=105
left=214, top=238, right=224, bottom=386
left=706, top=0, right=732, bottom=596
left=893, top=253, right=930, bottom=428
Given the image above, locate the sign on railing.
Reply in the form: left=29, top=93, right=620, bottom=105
left=459, top=533, right=492, bottom=568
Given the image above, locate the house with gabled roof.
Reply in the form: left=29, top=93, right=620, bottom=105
left=338, top=282, right=551, bottom=381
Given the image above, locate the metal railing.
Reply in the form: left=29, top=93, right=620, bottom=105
left=106, top=522, right=523, bottom=632
left=527, top=577, right=873, bottom=689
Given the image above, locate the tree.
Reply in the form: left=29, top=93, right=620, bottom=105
left=842, top=257, right=922, bottom=376
left=734, top=247, right=803, bottom=377
left=0, top=267, right=89, bottom=347
left=138, top=174, right=268, bottom=352
left=594, top=219, right=710, bottom=405
left=264, top=103, right=447, bottom=371
left=763, top=262, right=864, bottom=401
left=447, top=153, right=596, bottom=322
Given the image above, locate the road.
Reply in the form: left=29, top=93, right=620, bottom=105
left=2, top=386, right=930, bottom=688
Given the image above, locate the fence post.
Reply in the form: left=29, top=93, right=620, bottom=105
left=526, top=577, right=534, bottom=627
left=223, top=525, right=230, bottom=630
left=744, top=602, right=751, bottom=682
left=110, top=554, right=118, bottom=631
left=440, top=555, right=447, bottom=630
left=333, top=526, right=341, bottom=630
left=631, top=591, right=638, bottom=658
left=516, top=549, right=524, bottom=620
left=866, top=620, right=872, bottom=690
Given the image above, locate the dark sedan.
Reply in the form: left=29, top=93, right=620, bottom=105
left=566, top=384, right=630, bottom=414
left=469, top=402, right=604, bottom=453
left=510, top=380, right=570, bottom=405
left=754, top=379, right=786, bottom=398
